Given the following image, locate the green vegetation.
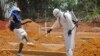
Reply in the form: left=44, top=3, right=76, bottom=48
left=0, top=0, right=100, bottom=22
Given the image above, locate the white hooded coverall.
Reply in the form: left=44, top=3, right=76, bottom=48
left=52, top=10, right=77, bottom=56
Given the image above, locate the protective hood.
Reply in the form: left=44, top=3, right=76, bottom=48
left=53, top=8, right=61, bottom=18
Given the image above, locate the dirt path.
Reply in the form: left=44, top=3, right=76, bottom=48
left=0, top=20, right=100, bottom=56
left=1, top=49, right=66, bottom=56
left=0, top=32, right=100, bottom=56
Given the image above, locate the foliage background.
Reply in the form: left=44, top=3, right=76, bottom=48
left=0, top=0, right=100, bottom=22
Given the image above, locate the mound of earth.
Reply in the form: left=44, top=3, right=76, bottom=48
left=0, top=20, right=7, bottom=30
left=0, top=19, right=100, bottom=56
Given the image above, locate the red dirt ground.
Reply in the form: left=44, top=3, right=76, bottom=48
left=0, top=21, right=7, bottom=30
left=0, top=20, right=100, bottom=56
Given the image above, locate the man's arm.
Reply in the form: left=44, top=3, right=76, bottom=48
left=51, top=18, right=61, bottom=29
left=8, top=15, right=14, bottom=25
left=47, top=18, right=61, bottom=33
left=21, top=19, right=32, bottom=25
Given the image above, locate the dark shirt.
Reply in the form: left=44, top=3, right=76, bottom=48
left=9, top=10, right=21, bottom=31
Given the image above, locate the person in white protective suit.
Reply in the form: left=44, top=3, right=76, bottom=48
left=47, top=8, right=78, bottom=56
left=8, top=6, right=34, bottom=56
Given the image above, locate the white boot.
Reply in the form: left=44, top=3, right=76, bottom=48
left=67, top=49, right=73, bottom=56
left=17, top=53, right=23, bottom=56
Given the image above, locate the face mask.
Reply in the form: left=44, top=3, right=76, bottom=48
left=54, top=12, right=60, bottom=18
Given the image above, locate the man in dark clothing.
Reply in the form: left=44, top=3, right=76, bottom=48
left=8, top=6, right=34, bottom=56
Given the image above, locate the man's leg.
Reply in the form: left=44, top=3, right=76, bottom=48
left=67, top=28, right=76, bottom=56
left=64, top=28, right=76, bottom=56
left=14, top=28, right=31, bottom=56
left=17, top=36, right=30, bottom=56
left=23, top=35, right=29, bottom=42
left=17, top=38, right=24, bottom=56
left=20, top=29, right=31, bottom=42
left=64, top=33, right=70, bottom=56
left=22, top=35, right=34, bottom=45
left=18, top=43, right=24, bottom=53
left=14, top=29, right=25, bottom=56
left=20, top=28, right=34, bottom=46
left=17, top=35, right=26, bottom=56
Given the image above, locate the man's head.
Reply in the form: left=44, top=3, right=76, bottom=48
left=9, top=6, right=21, bottom=17
left=12, top=6, right=21, bottom=12
left=53, top=8, right=61, bottom=18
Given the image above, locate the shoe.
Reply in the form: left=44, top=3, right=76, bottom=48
left=67, top=50, right=73, bottom=56
left=27, top=42, right=34, bottom=45
left=17, top=53, right=23, bottom=56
